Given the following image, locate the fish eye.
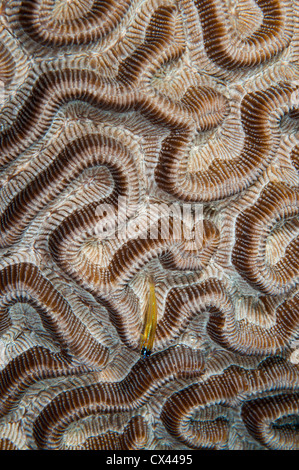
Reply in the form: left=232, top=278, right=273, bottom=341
left=141, top=347, right=151, bottom=357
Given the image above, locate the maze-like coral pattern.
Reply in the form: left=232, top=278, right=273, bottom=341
left=0, top=0, right=298, bottom=450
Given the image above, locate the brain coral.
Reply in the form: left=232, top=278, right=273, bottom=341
left=0, top=0, right=298, bottom=451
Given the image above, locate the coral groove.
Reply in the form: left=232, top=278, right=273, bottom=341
left=0, top=0, right=298, bottom=450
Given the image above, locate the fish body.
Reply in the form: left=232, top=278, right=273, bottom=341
left=140, top=278, right=157, bottom=357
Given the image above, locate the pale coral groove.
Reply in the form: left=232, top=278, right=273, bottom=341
left=232, top=182, right=299, bottom=295
left=48, top=211, right=220, bottom=297
left=0, top=5, right=228, bottom=169
left=71, top=416, right=149, bottom=450
left=161, top=357, right=299, bottom=449
left=155, top=82, right=299, bottom=202
left=0, top=41, right=15, bottom=84
left=0, top=345, right=89, bottom=418
left=0, top=263, right=109, bottom=367
left=194, top=0, right=293, bottom=70
left=157, top=279, right=299, bottom=355
left=0, top=133, right=139, bottom=248
left=32, top=346, right=205, bottom=449
left=0, top=0, right=298, bottom=451
left=241, top=392, right=299, bottom=450
left=8, top=0, right=133, bottom=47
left=0, top=438, right=19, bottom=450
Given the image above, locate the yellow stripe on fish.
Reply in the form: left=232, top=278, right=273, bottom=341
left=140, top=276, right=157, bottom=357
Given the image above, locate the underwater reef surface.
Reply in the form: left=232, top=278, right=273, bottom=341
left=0, top=0, right=298, bottom=450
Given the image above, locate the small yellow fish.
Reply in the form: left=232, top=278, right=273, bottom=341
left=140, top=276, right=157, bottom=357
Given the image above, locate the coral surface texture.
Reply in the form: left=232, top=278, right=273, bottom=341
left=0, top=0, right=298, bottom=450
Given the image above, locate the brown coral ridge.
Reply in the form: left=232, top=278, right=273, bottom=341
left=241, top=392, right=299, bottom=450
left=0, top=133, right=139, bottom=248
left=194, top=0, right=293, bottom=70
left=0, top=41, right=15, bottom=85
left=0, top=0, right=298, bottom=452
left=291, top=145, right=299, bottom=174
left=48, top=212, right=219, bottom=297
left=75, top=270, right=299, bottom=356
left=232, top=182, right=299, bottom=295
left=157, top=279, right=299, bottom=355
left=0, top=438, right=19, bottom=450
left=0, top=263, right=109, bottom=367
left=71, top=415, right=149, bottom=450
left=0, top=345, right=89, bottom=418
left=0, top=5, right=228, bottom=170
left=8, top=0, right=133, bottom=47
left=161, top=357, right=299, bottom=450
left=32, top=345, right=205, bottom=449
left=155, top=82, right=299, bottom=201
